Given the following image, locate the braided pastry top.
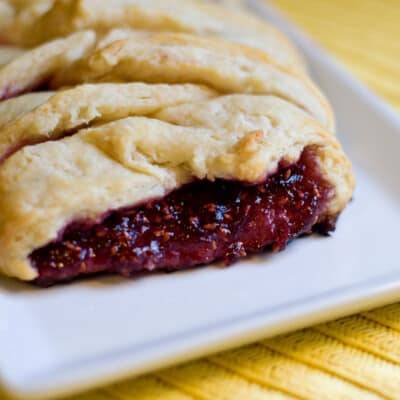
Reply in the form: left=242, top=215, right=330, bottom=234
left=0, top=0, right=354, bottom=281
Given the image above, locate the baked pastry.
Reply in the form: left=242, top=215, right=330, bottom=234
left=0, top=0, right=355, bottom=285
left=0, top=30, right=96, bottom=100
left=0, top=31, right=332, bottom=129
left=1, top=0, right=305, bottom=71
left=0, top=45, right=24, bottom=65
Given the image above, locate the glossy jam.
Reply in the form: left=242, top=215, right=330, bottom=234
left=31, top=148, right=335, bottom=286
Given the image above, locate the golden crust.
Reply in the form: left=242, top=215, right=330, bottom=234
left=201, top=0, right=245, bottom=9
left=0, top=1, right=354, bottom=281
left=0, top=30, right=96, bottom=100
left=155, top=96, right=353, bottom=215
left=0, top=83, right=216, bottom=161
left=0, top=1, right=53, bottom=43
left=0, top=45, right=24, bottom=66
left=2, top=0, right=305, bottom=72
left=0, top=91, right=53, bottom=128
left=0, top=94, right=354, bottom=280
left=0, top=1, right=14, bottom=32
left=51, top=33, right=334, bottom=130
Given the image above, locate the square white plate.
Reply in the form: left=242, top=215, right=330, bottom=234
left=1, top=1, right=400, bottom=399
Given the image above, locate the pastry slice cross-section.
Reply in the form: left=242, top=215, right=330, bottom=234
left=0, top=95, right=354, bottom=284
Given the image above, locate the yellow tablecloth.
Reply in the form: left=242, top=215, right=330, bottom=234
left=3, top=1, right=400, bottom=399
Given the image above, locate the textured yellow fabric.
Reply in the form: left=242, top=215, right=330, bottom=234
left=3, top=1, right=400, bottom=399
left=273, top=0, right=400, bottom=112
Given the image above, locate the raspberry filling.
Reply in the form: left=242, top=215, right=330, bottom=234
left=30, top=147, right=335, bottom=286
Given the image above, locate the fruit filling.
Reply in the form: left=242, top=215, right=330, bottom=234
left=31, top=147, right=335, bottom=286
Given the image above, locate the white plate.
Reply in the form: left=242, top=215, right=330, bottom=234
left=1, top=2, right=400, bottom=399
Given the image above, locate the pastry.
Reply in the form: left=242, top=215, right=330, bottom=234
left=0, top=30, right=96, bottom=100
left=202, top=0, right=245, bottom=8
left=0, top=1, right=13, bottom=34
left=0, top=83, right=216, bottom=161
left=1, top=0, right=305, bottom=72
left=0, top=45, right=24, bottom=65
left=0, top=0, right=355, bottom=285
left=0, top=31, right=333, bottom=129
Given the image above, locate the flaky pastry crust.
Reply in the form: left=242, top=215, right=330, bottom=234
left=0, top=83, right=216, bottom=161
left=0, top=95, right=353, bottom=280
left=50, top=33, right=333, bottom=130
left=1, top=0, right=305, bottom=71
left=0, top=30, right=96, bottom=100
left=0, top=0, right=355, bottom=281
left=0, top=45, right=24, bottom=65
